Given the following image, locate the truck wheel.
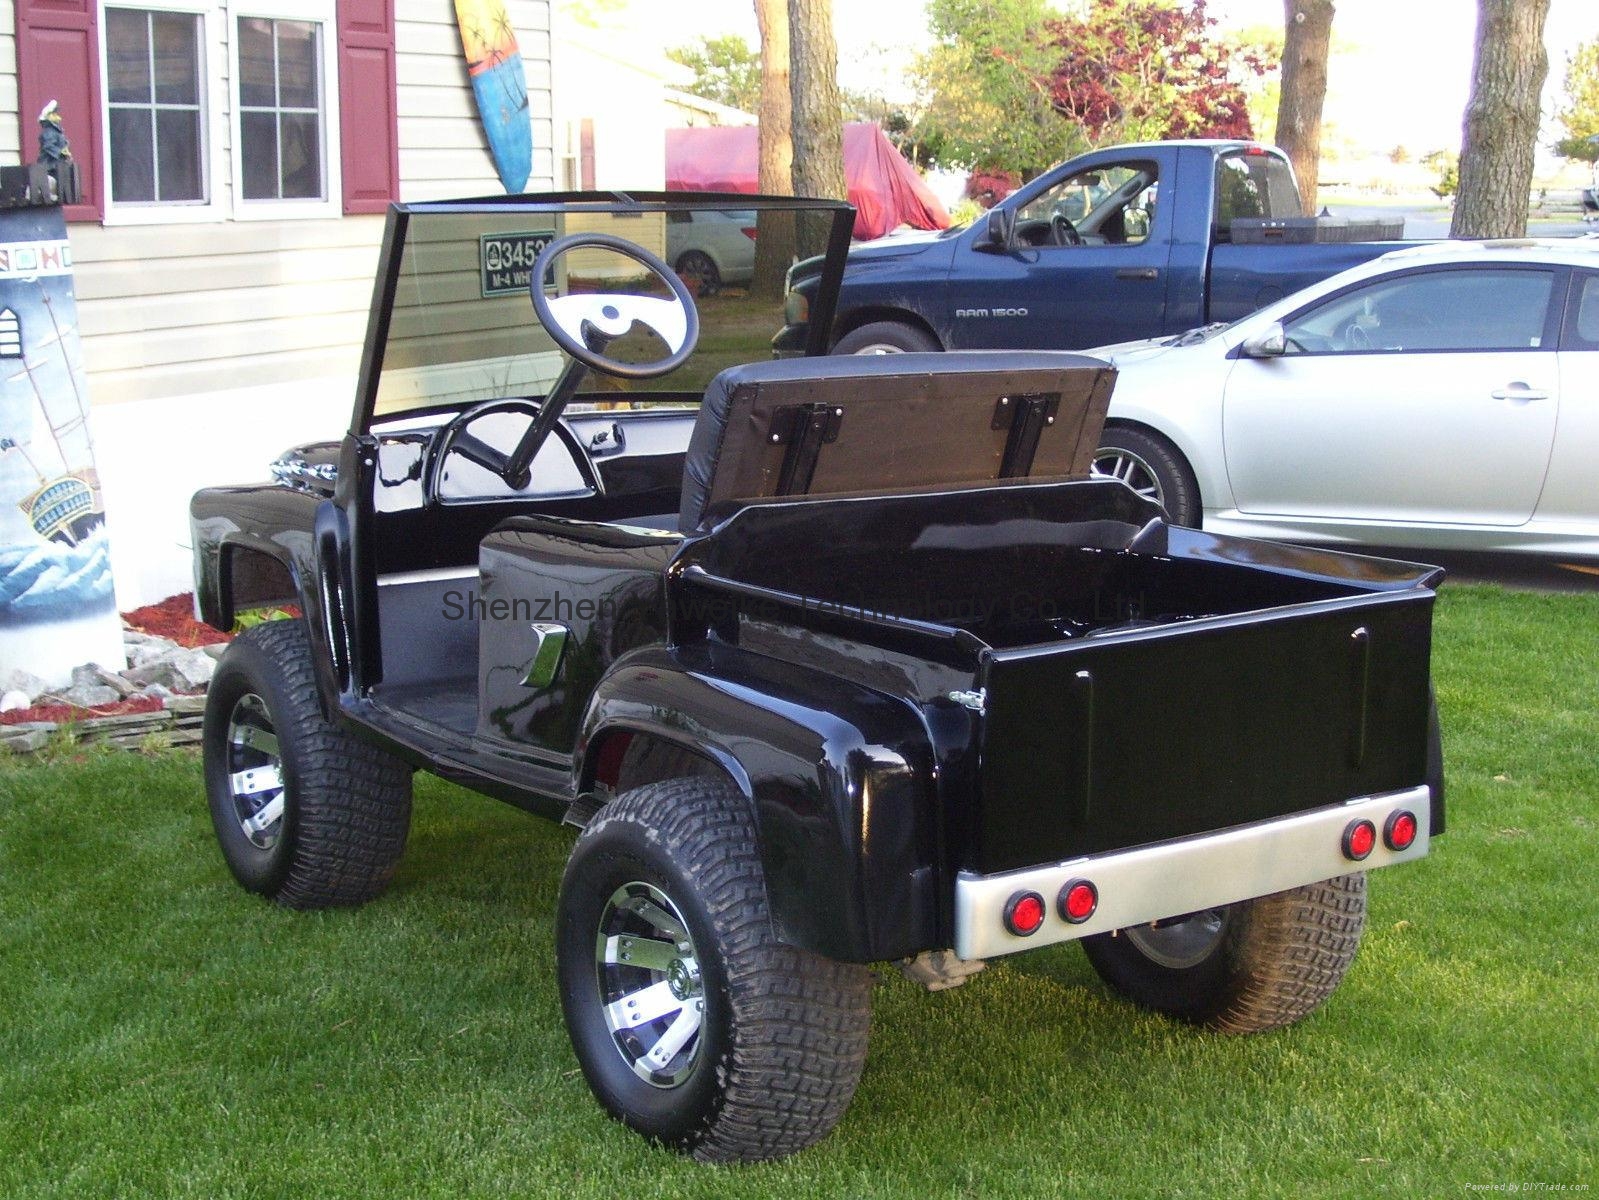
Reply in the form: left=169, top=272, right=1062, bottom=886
left=1092, top=426, right=1200, bottom=526
left=1080, top=874, right=1366, bottom=1033
left=557, top=777, right=872, bottom=1162
left=203, top=620, right=412, bottom=908
left=833, top=320, right=940, bottom=355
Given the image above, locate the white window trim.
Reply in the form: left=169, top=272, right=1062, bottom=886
left=99, top=1, right=228, bottom=226
left=96, top=0, right=343, bottom=225
left=227, top=0, right=343, bottom=222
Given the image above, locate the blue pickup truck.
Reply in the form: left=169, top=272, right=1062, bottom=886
left=774, top=140, right=1412, bottom=355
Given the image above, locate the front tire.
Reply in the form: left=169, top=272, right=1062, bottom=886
left=557, top=777, right=872, bottom=1162
left=833, top=320, right=940, bottom=355
left=1092, top=425, right=1201, bottom=526
left=1081, top=874, right=1366, bottom=1033
left=203, top=620, right=412, bottom=908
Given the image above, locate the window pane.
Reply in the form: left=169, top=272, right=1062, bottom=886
left=1287, top=270, right=1555, bottom=354
left=154, top=108, right=203, bottom=200
left=276, top=21, right=319, bottom=109
left=278, top=113, right=322, bottom=199
left=237, top=17, right=276, bottom=109
left=109, top=108, right=155, bottom=202
left=240, top=111, right=280, bottom=199
left=150, top=12, right=199, bottom=105
left=106, top=10, right=152, bottom=105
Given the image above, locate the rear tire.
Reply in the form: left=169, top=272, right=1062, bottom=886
left=1092, top=425, right=1201, bottom=527
left=833, top=320, right=940, bottom=355
left=1080, top=874, right=1367, bottom=1033
left=557, top=777, right=872, bottom=1162
left=203, top=620, right=412, bottom=908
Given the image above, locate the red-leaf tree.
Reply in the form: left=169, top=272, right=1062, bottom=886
left=1043, top=0, right=1264, bottom=148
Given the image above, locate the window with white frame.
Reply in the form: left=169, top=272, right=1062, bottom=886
left=105, top=8, right=207, bottom=203
left=236, top=16, right=325, bottom=201
left=100, top=1, right=340, bottom=218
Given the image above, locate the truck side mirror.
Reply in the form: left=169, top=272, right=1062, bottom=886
left=1241, top=323, right=1287, bottom=358
left=977, top=208, right=1014, bottom=252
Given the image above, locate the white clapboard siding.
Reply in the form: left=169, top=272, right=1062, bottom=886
left=43, top=0, right=555, bottom=408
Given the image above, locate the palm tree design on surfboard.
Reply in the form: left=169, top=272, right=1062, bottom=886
left=454, top=0, right=533, bottom=194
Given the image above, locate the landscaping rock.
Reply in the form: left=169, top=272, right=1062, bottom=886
left=0, top=669, right=48, bottom=703
left=0, top=728, right=49, bottom=753
left=124, top=648, right=215, bottom=692
left=73, top=663, right=138, bottom=699
left=124, top=636, right=186, bottom=669
left=0, top=689, right=30, bottom=713
left=57, top=683, right=122, bottom=709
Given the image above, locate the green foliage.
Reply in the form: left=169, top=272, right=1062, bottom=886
left=666, top=34, right=761, bottom=113
left=913, top=0, right=1266, bottom=179
left=914, top=0, right=1073, bottom=177
left=1553, top=38, right=1599, bottom=163
left=1425, top=149, right=1459, bottom=198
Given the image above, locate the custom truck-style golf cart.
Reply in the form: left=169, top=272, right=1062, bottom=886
left=192, top=193, right=1443, bottom=1163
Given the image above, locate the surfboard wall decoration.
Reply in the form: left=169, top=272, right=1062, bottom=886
left=454, top=0, right=533, bottom=194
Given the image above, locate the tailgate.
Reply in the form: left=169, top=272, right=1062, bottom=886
left=971, top=590, right=1434, bottom=874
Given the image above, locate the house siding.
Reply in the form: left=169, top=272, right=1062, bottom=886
left=0, top=0, right=555, bottom=604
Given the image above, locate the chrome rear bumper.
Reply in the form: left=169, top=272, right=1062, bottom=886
left=953, top=785, right=1431, bottom=960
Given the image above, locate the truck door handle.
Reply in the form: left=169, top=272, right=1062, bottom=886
left=1491, top=383, right=1550, bottom=402
left=1115, top=267, right=1160, bottom=281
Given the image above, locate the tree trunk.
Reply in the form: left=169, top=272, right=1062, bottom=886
left=751, top=0, right=794, bottom=299
left=788, top=0, right=846, bottom=258
left=1451, top=0, right=1551, bottom=239
left=1274, top=0, right=1335, bottom=216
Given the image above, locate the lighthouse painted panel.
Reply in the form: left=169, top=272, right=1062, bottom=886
left=453, top=0, right=533, bottom=194
left=0, top=204, right=123, bottom=685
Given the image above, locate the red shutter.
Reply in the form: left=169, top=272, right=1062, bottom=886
left=336, top=0, right=399, bottom=214
left=14, top=0, right=103, bottom=221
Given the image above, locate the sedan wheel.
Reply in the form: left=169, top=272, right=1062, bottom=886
left=1091, top=426, right=1201, bottom=527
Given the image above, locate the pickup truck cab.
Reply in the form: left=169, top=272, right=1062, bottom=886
left=775, top=140, right=1411, bottom=355
left=191, top=192, right=1443, bottom=1165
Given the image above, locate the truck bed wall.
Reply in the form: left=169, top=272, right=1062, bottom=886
left=679, top=480, right=1431, bottom=660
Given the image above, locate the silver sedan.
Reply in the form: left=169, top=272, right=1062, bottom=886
left=1090, top=238, right=1599, bottom=559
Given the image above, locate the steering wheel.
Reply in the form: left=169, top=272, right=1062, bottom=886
left=1050, top=212, right=1083, bottom=246
left=423, top=396, right=601, bottom=502
left=1340, top=321, right=1373, bottom=352
left=530, top=232, right=700, bottom=378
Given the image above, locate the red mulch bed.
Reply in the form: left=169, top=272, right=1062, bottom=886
left=2, top=694, right=167, bottom=727
left=123, top=592, right=232, bottom=648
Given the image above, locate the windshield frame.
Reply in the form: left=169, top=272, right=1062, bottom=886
left=351, top=192, right=856, bottom=436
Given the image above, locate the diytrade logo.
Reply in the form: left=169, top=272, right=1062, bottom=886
left=955, top=307, right=1029, bottom=318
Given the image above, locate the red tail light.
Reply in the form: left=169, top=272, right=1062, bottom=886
left=1384, top=810, right=1418, bottom=851
left=1342, top=818, right=1377, bottom=861
left=1004, top=891, right=1046, bottom=936
left=1058, top=879, right=1098, bottom=923
left=741, top=227, right=757, bottom=240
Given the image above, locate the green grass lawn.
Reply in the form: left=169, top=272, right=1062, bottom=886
left=2, top=584, right=1595, bottom=1198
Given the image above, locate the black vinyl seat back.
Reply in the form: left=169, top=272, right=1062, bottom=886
left=677, top=352, right=1118, bottom=534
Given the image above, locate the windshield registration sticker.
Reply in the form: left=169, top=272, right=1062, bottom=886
left=480, top=231, right=555, bottom=297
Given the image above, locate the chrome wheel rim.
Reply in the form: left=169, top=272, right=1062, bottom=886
left=850, top=342, right=906, bottom=355
left=594, top=882, right=705, bottom=1088
left=1091, top=446, right=1164, bottom=507
left=1123, top=909, right=1229, bottom=969
left=225, top=693, right=285, bottom=850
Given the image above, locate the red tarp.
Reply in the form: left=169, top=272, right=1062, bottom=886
left=666, top=122, right=950, bottom=241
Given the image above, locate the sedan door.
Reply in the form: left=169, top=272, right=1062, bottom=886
left=1221, top=265, right=1563, bottom=528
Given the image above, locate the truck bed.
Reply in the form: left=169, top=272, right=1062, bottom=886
left=677, top=479, right=1441, bottom=874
